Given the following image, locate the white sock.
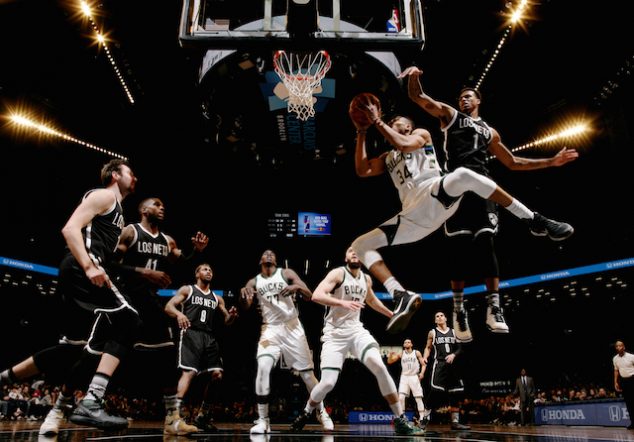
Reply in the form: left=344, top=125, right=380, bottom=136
left=384, top=277, right=405, bottom=296
left=506, top=199, right=533, bottom=220
left=85, top=373, right=109, bottom=401
left=257, top=403, right=269, bottom=419
left=389, top=400, right=404, bottom=418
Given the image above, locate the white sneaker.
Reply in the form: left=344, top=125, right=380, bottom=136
left=453, top=308, right=473, bottom=343
left=39, top=407, right=64, bottom=435
left=317, top=409, right=334, bottom=431
left=250, top=417, right=270, bottom=434
left=486, top=304, right=509, bottom=333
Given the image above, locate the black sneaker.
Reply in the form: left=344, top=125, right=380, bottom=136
left=451, top=422, right=471, bottom=430
left=386, top=290, right=422, bottom=334
left=69, top=398, right=128, bottom=430
left=290, top=410, right=312, bottom=431
left=194, top=414, right=218, bottom=432
left=529, top=212, right=574, bottom=241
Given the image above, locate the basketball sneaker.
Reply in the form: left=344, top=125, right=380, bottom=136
left=38, top=407, right=65, bottom=435
left=69, top=398, right=128, bottom=430
left=194, top=413, right=218, bottom=432
left=317, top=409, right=334, bottom=431
left=528, top=213, right=574, bottom=241
left=290, top=410, right=312, bottom=431
left=412, top=415, right=428, bottom=431
left=164, top=410, right=198, bottom=436
left=451, top=421, right=471, bottom=430
left=453, top=308, right=473, bottom=343
left=394, top=415, right=425, bottom=435
left=386, top=290, right=422, bottom=334
left=250, top=417, right=271, bottom=434
left=486, top=304, right=509, bottom=333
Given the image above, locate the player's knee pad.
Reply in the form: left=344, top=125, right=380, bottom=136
left=443, top=167, right=496, bottom=199
left=351, top=229, right=388, bottom=269
left=311, top=369, right=339, bottom=402
left=255, top=357, right=275, bottom=396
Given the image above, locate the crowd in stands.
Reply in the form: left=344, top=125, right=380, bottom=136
left=0, top=377, right=620, bottom=425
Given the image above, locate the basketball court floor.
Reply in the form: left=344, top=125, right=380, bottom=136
left=2, top=421, right=634, bottom=442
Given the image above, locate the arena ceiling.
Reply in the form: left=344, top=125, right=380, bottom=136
left=1, top=0, right=632, bottom=292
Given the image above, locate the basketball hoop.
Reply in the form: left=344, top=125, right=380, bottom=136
left=273, top=50, right=332, bottom=121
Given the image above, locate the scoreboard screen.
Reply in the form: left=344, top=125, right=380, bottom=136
left=298, top=212, right=331, bottom=236
left=266, top=212, right=332, bottom=237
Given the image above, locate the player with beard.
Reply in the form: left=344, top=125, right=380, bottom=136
left=350, top=96, right=574, bottom=336
left=290, top=247, right=424, bottom=435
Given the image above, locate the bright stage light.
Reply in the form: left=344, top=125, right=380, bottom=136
left=8, top=112, right=128, bottom=160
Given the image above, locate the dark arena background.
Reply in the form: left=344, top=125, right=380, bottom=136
left=1, top=0, right=633, bottom=440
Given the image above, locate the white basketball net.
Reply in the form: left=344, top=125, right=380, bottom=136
left=273, top=50, right=332, bottom=121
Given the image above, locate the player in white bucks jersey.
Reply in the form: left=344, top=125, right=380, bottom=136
left=165, top=263, right=237, bottom=435
left=387, top=338, right=429, bottom=428
left=291, top=247, right=423, bottom=436
left=422, top=312, right=470, bottom=430
left=351, top=91, right=576, bottom=338
left=402, top=66, right=577, bottom=342
left=240, top=250, right=333, bottom=434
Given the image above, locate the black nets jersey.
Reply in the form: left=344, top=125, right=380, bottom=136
left=442, top=111, right=493, bottom=175
left=182, top=285, right=219, bottom=333
left=73, top=189, right=125, bottom=266
left=121, top=223, right=171, bottom=294
left=432, top=327, right=458, bottom=362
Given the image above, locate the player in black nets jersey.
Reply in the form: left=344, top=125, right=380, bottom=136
left=0, top=159, right=137, bottom=435
left=401, top=66, right=578, bottom=341
left=422, top=311, right=470, bottom=430
left=113, top=197, right=208, bottom=436
left=165, top=263, right=238, bottom=434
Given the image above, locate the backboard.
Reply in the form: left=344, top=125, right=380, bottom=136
left=179, top=0, right=425, bottom=56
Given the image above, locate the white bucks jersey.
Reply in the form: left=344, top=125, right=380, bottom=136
left=385, top=145, right=441, bottom=209
left=401, top=350, right=420, bottom=376
left=324, top=267, right=368, bottom=328
left=255, top=268, right=298, bottom=324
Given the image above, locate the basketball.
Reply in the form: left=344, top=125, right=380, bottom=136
left=349, top=92, right=381, bottom=127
